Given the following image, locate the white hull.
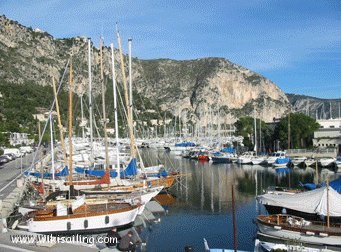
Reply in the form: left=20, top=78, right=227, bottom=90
left=305, top=159, right=317, bottom=167
left=136, top=187, right=163, bottom=215
left=266, top=157, right=277, bottom=165
left=252, top=158, right=267, bottom=165
left=291, top=157, right=306, bottom=166
left=320, top=158, right=335, bottom=167
left=257, top=222, right=341, bottom=246
left=165, top=146, right=193, bottom=152
left=237, top=157, right=252, bottom=164
left=26, top=206, right=139, bottom=234
left=254, top=238, right=335, bottom=252
left=272, top=162, right=289, bottom=168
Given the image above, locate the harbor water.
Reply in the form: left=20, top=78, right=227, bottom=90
left=138, top=149, right=339, bottom=251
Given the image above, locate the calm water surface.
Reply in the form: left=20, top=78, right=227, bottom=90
left=138, top=150, right=338, bottom=252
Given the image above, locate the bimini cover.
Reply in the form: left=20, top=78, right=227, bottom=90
left=257, top=186, right=341, bottom=217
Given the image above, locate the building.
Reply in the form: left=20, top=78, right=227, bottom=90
left=313, top=118, right=341, bottom=155
left=9, top=132, right=34, bottom=146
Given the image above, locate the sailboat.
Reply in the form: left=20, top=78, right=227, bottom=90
left=18, top=198, right=139, bottom=234
left=257, top=186, right=341, bottom=223
left=18, top=56, right=141, bottom=234
left=256, top=214, right=341, bottom=246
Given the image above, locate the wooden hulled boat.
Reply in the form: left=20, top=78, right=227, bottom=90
left=19, top=201, right=140, bottom=234
left=46, top=186, right=163, bottom=215
left=257, top=214, right=341, bottom=246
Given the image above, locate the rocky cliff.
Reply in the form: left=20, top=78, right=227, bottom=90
left=287, top=94, right=341, bottom=120
left=0, top=15, right=290, bottom=126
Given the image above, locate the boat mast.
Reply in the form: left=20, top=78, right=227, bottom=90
left=111, top=43, right=120, bottom=179
left=254, top=109, right=257, bottom=156
left=88, top=39, right=94, bottom=162
left=80, top=95, right=85, bottom=140
left=68, top=57, right=73, bottom=184
left=100, top=36, right=110, bottom=174
left=49, top=113, right=55, bottom=184
left=52, top=77, right=67, bottom=165
left=327, top=177, right=330, bottom=229
left=288, top=112, right=291, bottom=150
left=128, top=38, right=133, bottom=131
left=116, top=25, right=136, bottom=159
left=259, top=117, right=262, bottom=154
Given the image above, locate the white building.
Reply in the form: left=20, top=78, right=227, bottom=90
left=9, top=132, right=34, bottom=146
left=313, top=118, right=341, bottom=155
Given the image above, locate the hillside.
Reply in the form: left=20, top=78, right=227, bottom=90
left=0, top=15, right=292, bottom=140
left=287, top=93, right=341, bottom=119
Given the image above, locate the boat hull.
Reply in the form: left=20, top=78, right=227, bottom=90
left=319, top=159, right=336, bottom=167
left=257, top=221, right=341, bottom=246
left=26, top=205, right=139, bottom=234
left=237, top=158, right=252, bottom=164
left=251, top=158, right=267, bottom=165
left=211, top=157, right=231, bottom=163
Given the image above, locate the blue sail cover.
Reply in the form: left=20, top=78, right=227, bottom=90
left=56, top=166, right=69, bottom=176
left=275, top=157, right=291, bottom=164
left=147, top=170, right=169, bottom=178
left=75, top=167, right=86, bottom=174
left=74, top=158, right=137, bottom=178
left=86, top=169, right=119, bottom=178
left=120, top=158, right=137, bottom=178
left=302, top=178, right=341, bottom=193
left=221, top=147, right=235, bottom=153
left=330, top=178, right=341, bottom=192
left=301, top=182, right=318, bottom=190
left=24, top=166, right=69, bottom=178
left=175, top=141, right=196, bottom=147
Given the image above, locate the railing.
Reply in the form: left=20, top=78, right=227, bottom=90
left=286, top=148, right=337, bottom=158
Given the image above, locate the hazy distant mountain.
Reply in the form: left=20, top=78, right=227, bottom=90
left=287, top=93, right=341, bottom=119
left=0, top=15, right=291, bottom=126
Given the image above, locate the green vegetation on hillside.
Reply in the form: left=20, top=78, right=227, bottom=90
left=0, top=78, right=174, bottom=146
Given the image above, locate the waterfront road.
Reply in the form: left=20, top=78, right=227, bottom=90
left=0, top=151, right=41, bottom=200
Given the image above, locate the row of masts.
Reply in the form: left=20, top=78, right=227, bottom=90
left=42, top=26, right=136, bottom=185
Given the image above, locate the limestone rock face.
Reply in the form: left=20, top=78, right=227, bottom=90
left=0, top=15, right=290, bottom=124
left=135, top=58, right=290, bottom=123
left=287, top=94, right=341, bottom=120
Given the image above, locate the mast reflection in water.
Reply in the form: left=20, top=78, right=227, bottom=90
left=139, top=150, right=332, bottom=251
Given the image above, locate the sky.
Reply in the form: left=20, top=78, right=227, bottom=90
left=1, top=0, right=340, bottom=98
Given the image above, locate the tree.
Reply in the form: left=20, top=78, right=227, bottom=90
left=235, top=116, right=254, bottom=149
left=275, top=113, right=319, bottom=149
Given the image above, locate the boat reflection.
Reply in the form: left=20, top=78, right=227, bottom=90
left=154, top=192, right=177, bottom=206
